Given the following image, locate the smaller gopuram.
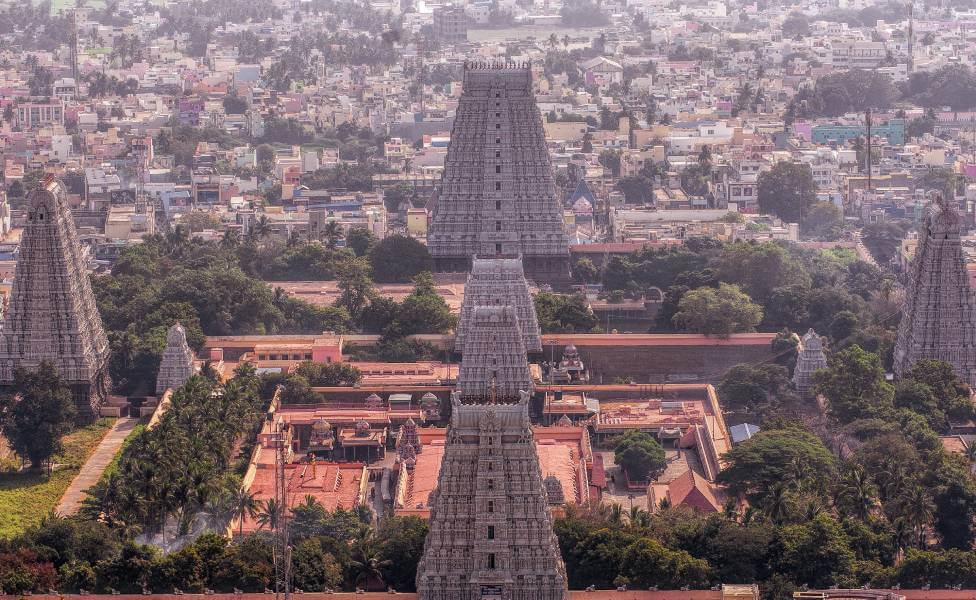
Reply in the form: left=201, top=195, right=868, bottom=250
left=415, top=390, right=569, bottom=600
left=455, top=255, right=542, bottom=354
left=894, top=195, right=976, bottom=386
left=455, top=305, right=533, bottom=398
left=0, top=176, right=111, bottom=418
left=155, top=322, right=196, bottom=395
left=793, top=329, right=828, bottom=398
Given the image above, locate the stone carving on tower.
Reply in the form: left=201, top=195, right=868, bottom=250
left=416, top=390, right=569, bottom=600
left=0, top=176, right=111, bottom=419
left=456, top=256, right=542, bottom=353
left=155, top=322, right=196, bottom=395
left=793, top=329, right=828, bottom=398
left=428, top=61, right=571, bottom=289
left=894, top=195, right=976, bottom=386
left=456, top=305, right=533, bottom=398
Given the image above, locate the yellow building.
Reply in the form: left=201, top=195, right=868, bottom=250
left=406, top=207, right=428, bottom=238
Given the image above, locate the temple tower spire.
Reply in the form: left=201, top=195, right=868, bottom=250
left=894, top=195, right=976, bottom=386
left=428, top=61, right=570, bottom=289
left=0, top=176, right=111, bottom=419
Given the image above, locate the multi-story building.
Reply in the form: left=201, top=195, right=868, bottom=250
left=17, top=101, right=65, bottom=129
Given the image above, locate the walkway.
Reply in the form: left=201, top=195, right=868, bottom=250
left=55, top=417, right=138, bottom=515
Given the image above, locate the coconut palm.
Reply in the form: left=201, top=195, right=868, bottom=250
left=323, top=221, right=344, bottom=249
left=836, top=465, right=878, bottom=521
left=348, top=533, right=392, bottom=591
left=897, top=486, right=935, bottom=548
left=231, top=487, right=259, bottom=536
left=764, top=482, right=792, bottom=524
left=257, top=498, right=283, bottom=531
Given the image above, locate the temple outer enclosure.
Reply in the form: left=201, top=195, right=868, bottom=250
left=0, top=176, right=111, bottom=419
left=156, top=322, right=196, bottom=395
left=456, top=305, right=533, bottom=397
left=456, top=256, right=542, bottom=354
left=416, top=390, right=569, bottom=600
left=894, top=196, right=976, bottom=386
left=428, top=61, right=571, bottom=289
left=793, top=329, right=828, bottom=398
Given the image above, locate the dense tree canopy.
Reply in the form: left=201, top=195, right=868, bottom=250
left=0, top=362, right=75, bottom=470
left=757, top=162, right=818, bottom=223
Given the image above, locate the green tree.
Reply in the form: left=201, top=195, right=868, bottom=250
left=382, top=272, right=456, bottom=339
left=345, top=227, right=377, bottom=257
left=294, top=361, right=362, bottom=387
left=572, top=257, right=599, bottom=284
left=812, top=345, right=894, bottom=423
left=614, top=430, right=666, bottom=482
left=717, top=422, right=837, bottom=506
left=619, top=537, right=712, bottom=589
left=290, top=538, right=342, bottom=592
left=757, top=161, right=817, bottom=223
left=672, top=284, right=763, bottom=336
left=0, top=361, right=75, bottom=470
left=774, top=514, right=855, bottom=588
left=377, top=516, right=429, bottom=592
left=718, top=363, right=792, bottom=425
left=368, top=235, right=432, bottom=283
left=801, top=201, right=845, bottom=240
left=534, top=292, right=598, bottom=333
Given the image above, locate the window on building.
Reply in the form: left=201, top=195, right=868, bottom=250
left=488, top=479, right=494, bottom=490
left=496, top=200, right=501, bottom=210
left=488, top=500, right=494, bottom=513
left=495, top=221, right=501, bottom=231
left=495, top=182, right=501, bottom=191
left=488, top=554, right=496, bottom=569
left=495, top=243, right=502, bottom=254
left=495, top=165, right=501, bottom=173
left=487, top=525, right=495, bottom=539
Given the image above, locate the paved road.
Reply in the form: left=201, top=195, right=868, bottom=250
left=55, top=417, right=138, bottom=515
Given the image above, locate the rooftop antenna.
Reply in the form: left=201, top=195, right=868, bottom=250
left=907, top=0, right=915, bottom=74
left=69, top=10, right=79, bottom=82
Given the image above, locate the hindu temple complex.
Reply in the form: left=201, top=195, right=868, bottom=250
left=415, top=391, right=569, bottom=600
left=894, top=195, right=976, bottom=386
left=793, top=329, right=828, bottom=398
left=0, top=177, right=111, bottom=419
left=427, top=62, right=571, bottom=289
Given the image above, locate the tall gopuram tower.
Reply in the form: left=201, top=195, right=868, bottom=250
left=0, top=176, right=111, bottom=419
left=456, top=305, right=533, bottom=397
left=155, top=322, right=196, bottom=395
left=416, top=390, right=569, bottom=600
left=428, top=61, right=571, bottom=289
left=894, top=195, right=976, bottom=386
left=456, top=256, right=542, bottom=354
left=793, top=329, right=828, bottom=398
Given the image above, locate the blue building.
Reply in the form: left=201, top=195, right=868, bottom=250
left=811, top=118, right=905, bottom=146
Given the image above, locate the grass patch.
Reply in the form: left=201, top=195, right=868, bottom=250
left=0, top=418, right=114, bottom=538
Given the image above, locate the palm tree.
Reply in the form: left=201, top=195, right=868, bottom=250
left=764, top=482, right=792, bottom=524
left=221, top=228, right=241, bottom=250
left=254, top=215, right=272, bottom=238
left=256, top=498, right=282, bottom=531
left=836, top=465, right=878, bottom=521
left=897, top=486, right=935, bottom=548
left=608, top=503, right=623, bottom=525
left=548, top=33, right=558, bottom=51
left=348, top=533, right=392, bottom=591
left=323, top=221, right=343, bottom=250
left=230, top=487, right=259, bottom=536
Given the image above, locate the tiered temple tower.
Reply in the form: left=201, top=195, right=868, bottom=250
left=456, top=305, right=533, bottom=397
left=793, top=329, right=828, bottom=398
left=0, top=176, right=111, bottom=419
left=416, top=390, right=569, bottom=600
left=155, top=322, right=196, bottom=395
left=428, top=61, right=571, bottom=289
left=894, top=196, right=976, bottom=386
left=456, top=256, right=542, bottom=354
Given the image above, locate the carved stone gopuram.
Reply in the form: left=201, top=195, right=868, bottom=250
left=456, top=305, right=533, bottom=398
left=155, top=322, right=196, bottom=395
left=793, top=329, right=828, bottom=398
left=456, top=256, right=542, bottom=354
left=0, top=176, right=111, bottom=419
left=415, top=390, right=569, bottom=600
left=894, top=196, right=976, bottom=386
left=428, top=61, right=570, bottom=289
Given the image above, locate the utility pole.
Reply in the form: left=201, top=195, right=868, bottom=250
left=866, top=107, right=873, bottom=191
left=907, top=0, right=915, bottom=75
left=273, top=418, right=291, bottom=600
left=69, top=10, right=79, bottom=82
